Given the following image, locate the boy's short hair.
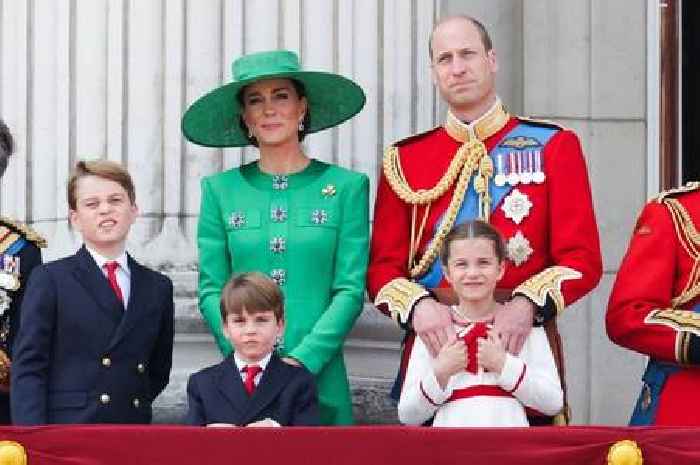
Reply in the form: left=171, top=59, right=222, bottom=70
left=67, top=160, right=136, bottom=210
left=220, top=272, right=284, bottom=322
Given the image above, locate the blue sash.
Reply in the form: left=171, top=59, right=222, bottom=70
left=629, top=301, right=700, bottom=425
left=417, top=123, right=557, bottom=288
left=5, top=238, right=27, bottom=255
left=391, top=123, right=557, bottom=402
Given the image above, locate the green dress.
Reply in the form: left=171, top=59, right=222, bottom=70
left=197, top=159, right=369, bottom=425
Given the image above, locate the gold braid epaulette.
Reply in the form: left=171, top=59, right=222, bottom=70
left=375, top=278, right=430, bottom=325
left=0, top=216, right=47, bottom=248
left=516, top=115, right=566, bottom=130
left=513, top=266, right=582, bottom=315
left=383, top=142, right=465, bottom=205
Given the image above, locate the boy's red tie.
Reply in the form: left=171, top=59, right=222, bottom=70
left=104, top=261, right=124, bottom=304
left=243, top=365, right=262, bottom=395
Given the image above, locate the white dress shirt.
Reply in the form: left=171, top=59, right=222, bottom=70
left=233, top=351, right=272, bottom=387
left=86, top=246, right=131, bottom=308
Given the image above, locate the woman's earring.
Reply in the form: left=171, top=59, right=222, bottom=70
left=298, top=120, right=304, bottom=132
left=248, top=127, right=254, bottom=138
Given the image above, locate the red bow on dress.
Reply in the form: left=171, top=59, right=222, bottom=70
left=462, top=322, right=489, bottom=374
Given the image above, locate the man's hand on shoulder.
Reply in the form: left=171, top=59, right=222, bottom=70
left=494, top=296, right=535, bottom=355
left=413, top=298, right=454, bottom=357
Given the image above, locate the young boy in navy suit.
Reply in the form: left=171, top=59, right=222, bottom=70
left=185, top=272, right=318, bottom=426
left=11, top=160, right=174, bottom=424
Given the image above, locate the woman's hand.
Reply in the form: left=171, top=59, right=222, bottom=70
left=432, top=338, right=466, bottom=389
left=477, top=330, right=506, bottom=374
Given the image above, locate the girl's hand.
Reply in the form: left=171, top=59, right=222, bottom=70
left=477, top=330, right=506, bottom=374
left=432, top=339, right=466, bottom=389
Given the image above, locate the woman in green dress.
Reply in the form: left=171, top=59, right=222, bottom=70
left=182, top=50, right=369, bottom=425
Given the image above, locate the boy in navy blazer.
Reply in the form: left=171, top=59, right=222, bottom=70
left=185, top=272, right=318, bottom=427
left=11, top=160, right=174, bottom=424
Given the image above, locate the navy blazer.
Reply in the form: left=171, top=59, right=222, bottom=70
left=185, top=353, right=319, bottom=426
left=10, top=246, right=174, bottom=425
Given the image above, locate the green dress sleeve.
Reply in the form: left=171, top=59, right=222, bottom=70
left=288, top=173, right=370, bottom=373
left=197, top=177, right=234, bottom=355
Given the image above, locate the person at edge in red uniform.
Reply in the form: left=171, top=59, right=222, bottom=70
left=367, top=15, right=602, bottom=424
left=607, top=183, right=700, bottom=426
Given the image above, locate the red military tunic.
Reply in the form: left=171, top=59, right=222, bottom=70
left=368, top=103, right=602, bottom=324
left=368, top=102, right=602, bottom=424
left=607, top=183, right=700, bottom=425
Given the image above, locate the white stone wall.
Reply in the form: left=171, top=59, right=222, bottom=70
left=1, top=0, right=651, bottom=424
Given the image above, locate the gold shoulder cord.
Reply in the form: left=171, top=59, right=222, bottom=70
left=383, top=139, right=488, bottom=278
left=642, top=195, right=700, bottom=363
left=0, top=216, right=48, bottom=248
left=381, top=102, right=509, bottom=279
left=664, top=198, right=700, bottom=307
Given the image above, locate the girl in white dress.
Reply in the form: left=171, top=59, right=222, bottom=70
left=398, top=220, right=563, bottom=427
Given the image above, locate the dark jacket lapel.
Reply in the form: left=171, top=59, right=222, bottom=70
left=107, top=254, right=150, bottom=350
left=215, top=357, right=249, bottom=421
left=72, top=245, right=123, bottom=326
left=241, top=352, right=288, bottom=425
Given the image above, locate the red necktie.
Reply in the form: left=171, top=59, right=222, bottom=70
left=462, top=322, right=489, bottom=374
left=243, top=365, right=262, bottom=396
left=104, top=261, right=124, bottom=304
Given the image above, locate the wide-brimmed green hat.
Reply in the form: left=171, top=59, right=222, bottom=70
left=182, top=50, right=366, bottom=147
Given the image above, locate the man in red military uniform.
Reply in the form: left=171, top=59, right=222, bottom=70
left=367, top=15, right=602, bottom=422
left=607, top=183, right=700, bottom=426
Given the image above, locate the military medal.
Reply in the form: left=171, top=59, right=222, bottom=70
left=532, top=150, right=545, bottom=184
left=494, top=153, right=506, bottom=187
left=520, top=151, right=533, bottom=184
left=0, top=272, right=19, bottom=292
left=501, top=188, right=532, bottom=225
left=506, top=231, right=533, bottom=266
left=507, top=152, right=519, bottom=185
left=0, top=255, right=20, bottom=275
left=0, top=254, right=20, bottom=292
left=0, top=290, right=10, bottom=316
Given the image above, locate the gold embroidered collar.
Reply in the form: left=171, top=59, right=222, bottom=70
left=444, top=99, right=510, bottom=143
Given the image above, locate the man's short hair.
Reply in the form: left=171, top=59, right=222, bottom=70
left=429, top=15, right=494, bottom=60
left=220, top=272, right=285, bottom=322
left=0, top=119, right=15, bottom=178
left=67, top=160, right=136, bottom=210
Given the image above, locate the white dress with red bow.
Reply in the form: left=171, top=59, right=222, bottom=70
left=397, top=319, right=563, bottom=427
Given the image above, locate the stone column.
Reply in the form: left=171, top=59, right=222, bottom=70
left=0, top=0, right=442, bottom=423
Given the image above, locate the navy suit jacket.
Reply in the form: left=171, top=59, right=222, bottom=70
left=10, top=245, right=174, bottom=425
left=185, top=353, right=319, bottom=426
